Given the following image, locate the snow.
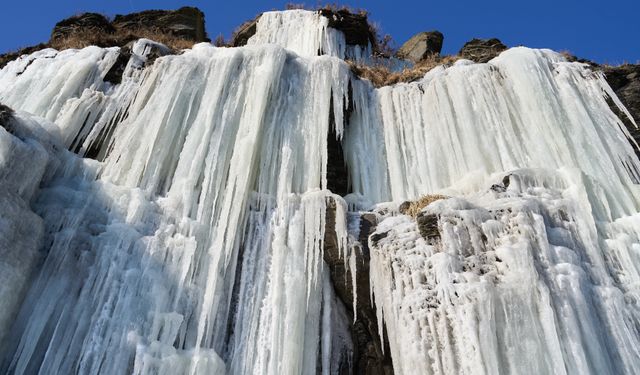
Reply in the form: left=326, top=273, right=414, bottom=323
left=0, top=10, right=640, bottom=375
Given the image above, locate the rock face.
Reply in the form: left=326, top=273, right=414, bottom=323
left=324, top=199, right=393, bottom=375
left=0, top=103, right=14, bottom=131
left=396, top=31, right=444, bottom=62
left=459, top=38, right=507, bottom=63
left=50, top=13, right=115, bottom=41
left=111, top=7, right=208, bottom=42
left=231, top=17, right=259, bottom=47
left=2, top=7, right=207, bottom=64
left=603, top=64, right=640, bottom=129
left=319, top=8, right=375, bottom=48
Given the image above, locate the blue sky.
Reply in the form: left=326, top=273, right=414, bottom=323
left=1, top=0, right=638, bottom=64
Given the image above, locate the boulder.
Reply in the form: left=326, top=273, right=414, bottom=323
left=319, top=8, right=375, bottom=48
left=231, top=17, right=259, bottom=47
left=50, top=13, right=115, bottom=41
left=396, top=31, right=444, bottom=62
left=112, top=7, right=208, bottom=42
left=0, top=103, right=14, bottom=132
left=458, top=38, right=507, bottom=63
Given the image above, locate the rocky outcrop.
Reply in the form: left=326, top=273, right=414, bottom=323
left=324, top=198, right=393, bottom=375
left=459, top=38, right=507, bottom=63
left=602, top=64, right=640, bottom=129
left=50, top=13, right=115, bottom=41
left=111, top=7, right=208, bottom=43
left=0, top=103, right=14, bottom=132
left=2, top=7, right=207, bottom=66
left=231, top=17, right=259, bottom=47
left=396, top=31, right=444, bottom=62
left=319, top=8, right=375, bottom=48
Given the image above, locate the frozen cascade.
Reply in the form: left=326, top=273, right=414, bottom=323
left=0, top=39, right=354, bottom=374
left=0, top=9, right=640, bottom=375
left=364, top=50, right=640, bottom=374
left=248, top=10, right=371, bottom=61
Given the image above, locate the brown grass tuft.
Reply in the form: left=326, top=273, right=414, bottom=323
left=404, top=194, right=448, bottom=217
left=49, top=26, right=196, bottom=51
left=349, top=54, right=460, bottom=87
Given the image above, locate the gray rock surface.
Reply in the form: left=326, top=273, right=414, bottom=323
left=396, top=31, right=444, bottom=62
left=459, top=38, right=507, bottom=63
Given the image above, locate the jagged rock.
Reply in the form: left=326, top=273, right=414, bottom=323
left=0, top=103, right=14, bottom=133
left=603, top=64, right=640, bottom=139
left=324, top=198, right=393, bottom=374
left=459, top=38, right=507, bottom=63
left=396, top=31, right=443, bottom=62
left=319, top=8, right=375, bottom=47
left=112, top=7, right=208, bottom=42
left=50, top=13, right=115, bottom=41
left=103, top=45, right=132, bottom=85
left=231, top=17, right=259, bottom=47
left=416, top=213, right=439, bottom=241
left=398, top=201, right=411, bottom=215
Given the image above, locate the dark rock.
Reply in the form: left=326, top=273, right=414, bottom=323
left=50, top=13, right=115, bottom=41
left=319, top=8, right=375, bottom=48
left=396, top=31, right=443, bottom=62
left=327, top=93, right=351, bottom=196
left=0, top=103, right=15, bottom=134
left=103, top=45, right=132, bottom=85
left=459, top=38, right=507, bottom=63
left=416, top=213, right=440, bottom=242
left=398, top=201, right=411, bottom=215
left=231, top=17, right=259, bottom=47
left=602, top=64, right=640, bottom=153
left=502, top=174, right=511, bottom=188
left=112, top=7, right=208, bottom=42
left=323, top=198, right=393, bottom=374
left=370, top=231, right=388, bottom=247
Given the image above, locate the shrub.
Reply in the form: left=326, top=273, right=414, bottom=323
left=349, top=54, right=460, bottom=87
left=402, top=194, right=448, bottom=217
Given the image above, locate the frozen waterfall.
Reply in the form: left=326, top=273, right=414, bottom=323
left=0, top=9, right=639, bottom=375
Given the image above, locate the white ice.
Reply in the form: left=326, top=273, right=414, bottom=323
left=0, top=10, right=640, bottom=375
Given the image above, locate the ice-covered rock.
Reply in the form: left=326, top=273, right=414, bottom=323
left=0, top=9, right=639, bottom=375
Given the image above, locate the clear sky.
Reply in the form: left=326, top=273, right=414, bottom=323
left=1, top=0, right=638, bottom=64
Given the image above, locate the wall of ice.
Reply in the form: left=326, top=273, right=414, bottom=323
left=248, top=10, right=371, bottom=61
left=0, top=9, right=639, bottom=375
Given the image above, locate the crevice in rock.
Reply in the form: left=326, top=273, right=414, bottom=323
left=324, top=198, right=394, bottom=374
left=327, top=93, right=351, bottom=196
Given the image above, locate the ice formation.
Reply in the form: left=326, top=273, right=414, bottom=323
left=0, top=8, right=639, bottom=375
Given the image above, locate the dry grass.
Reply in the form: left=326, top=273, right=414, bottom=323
left=349, top=54, right=460, bottom=87
left=49, top=26, right=196, bottom=51
left=403, top=194, right=448, bottom=217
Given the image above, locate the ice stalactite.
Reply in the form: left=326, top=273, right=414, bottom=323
left=367, top=49, right=640, bottom=375
left=0, top=33, right=354, bottom=374
left=248, top=10, right=371, bottom=62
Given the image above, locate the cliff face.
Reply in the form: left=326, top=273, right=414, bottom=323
left=1, top=7, right=640, bottom=375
